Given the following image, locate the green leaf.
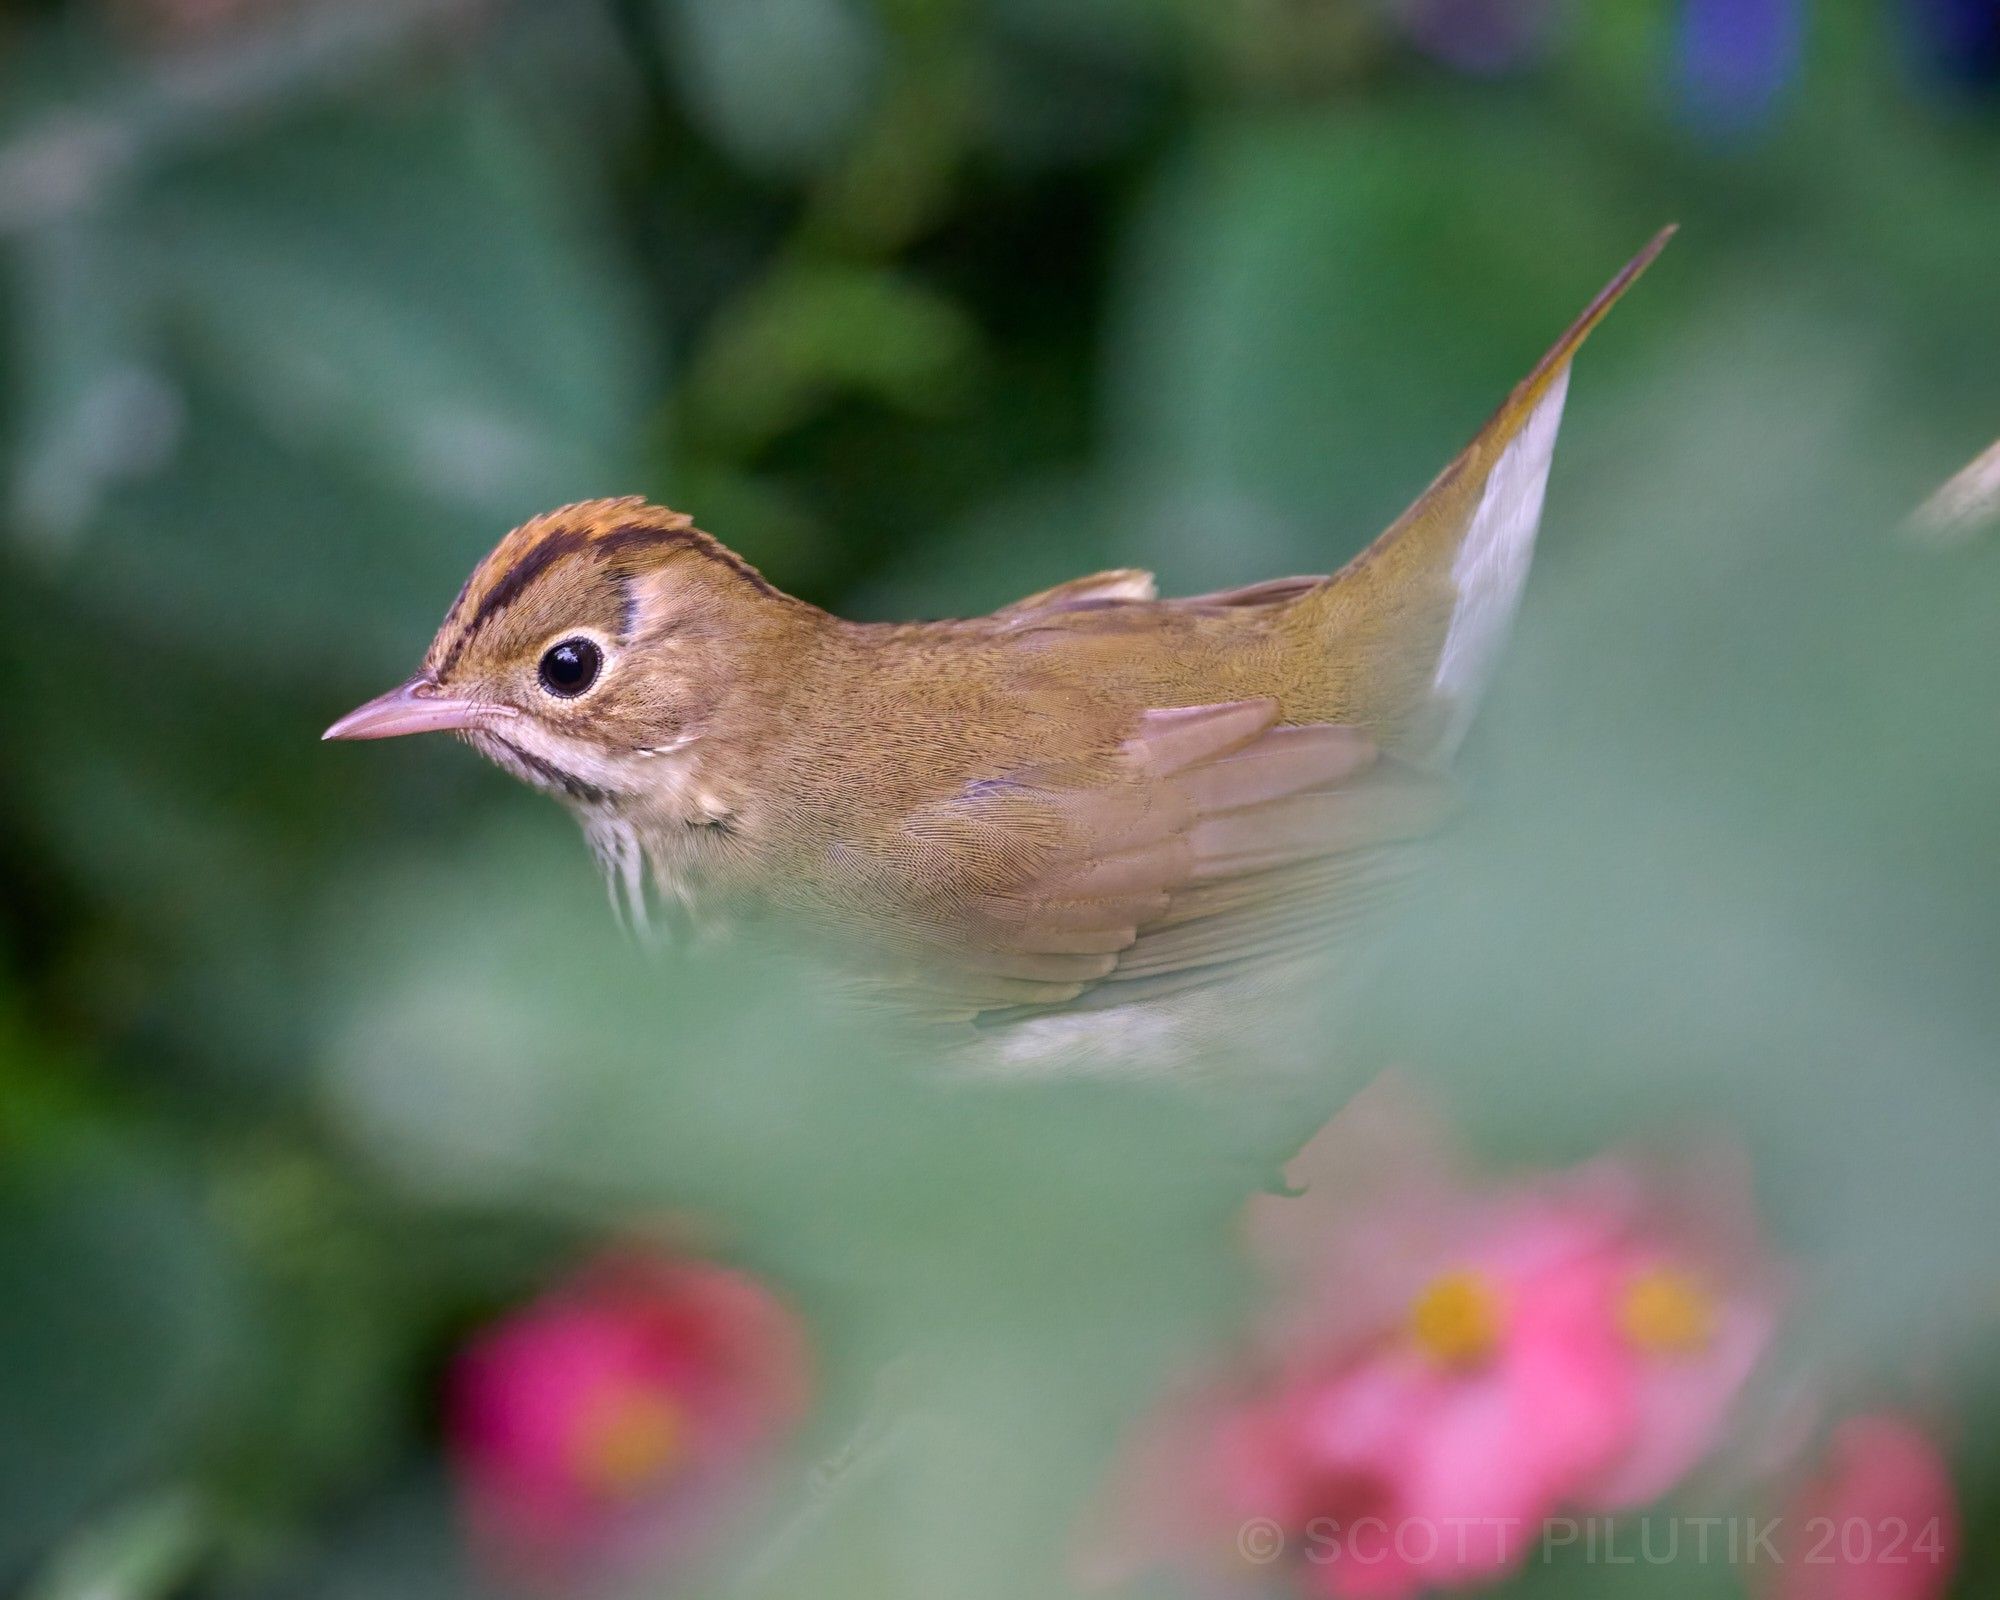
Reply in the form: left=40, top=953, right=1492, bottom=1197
left=685, top=262, right=977, bottom=453
left=6, top=214, right=176, bottom=551
left=20, top=1489, right=209, bottom=1600
left=659, top=0, right=883, bottom=177
left=1104, top=96, right=1654, bottom=590
left=0, top=1140, right=240, bottom=1578
left=55, top=81, right=652, bottom=676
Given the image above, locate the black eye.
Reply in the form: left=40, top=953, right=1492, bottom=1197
left=537, top=637, right=602, bottom=698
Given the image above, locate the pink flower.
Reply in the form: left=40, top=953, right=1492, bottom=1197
left=1084, top=1077, right=1780, bottom=1598
left=447, top=1248, right=810, bottom=1590
left=1769, top=1414, right=1959, bottom=1600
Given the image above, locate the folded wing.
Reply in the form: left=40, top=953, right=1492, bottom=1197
left=874, top=699, right=1451, bottom=1023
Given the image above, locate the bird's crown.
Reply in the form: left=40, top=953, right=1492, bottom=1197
left=422, top=496, right=793, bottom=684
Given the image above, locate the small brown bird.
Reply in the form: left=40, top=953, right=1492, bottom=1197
left=327, top=229, right=1671, bottom=1069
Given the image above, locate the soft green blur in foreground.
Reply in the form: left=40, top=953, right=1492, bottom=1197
left=2, top=2, right=1997, bottom=1598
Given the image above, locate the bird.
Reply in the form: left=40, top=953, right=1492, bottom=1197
left=326, top=228, right=1673, bottom=1074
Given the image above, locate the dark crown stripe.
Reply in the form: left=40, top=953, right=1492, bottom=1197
left=467, top=528, right=594, bottom=632
left=435, top=517, right=784, bottom=675
left=596, top=522, right=787, bottom=602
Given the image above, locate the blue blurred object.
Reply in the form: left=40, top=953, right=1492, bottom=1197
left=1679, top=0, right=1804, bottom=129
left=1906, top=0, right=2000, bottom=88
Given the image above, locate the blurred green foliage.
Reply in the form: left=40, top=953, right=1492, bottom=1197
left=1, top=0, right=1998, bottom=1596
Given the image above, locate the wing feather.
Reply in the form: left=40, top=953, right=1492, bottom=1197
left=993, top=569, right=1158, bottom=620
left=872, top=699, right=1452, bottom=1023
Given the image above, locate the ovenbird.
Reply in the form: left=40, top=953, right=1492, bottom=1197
left=327, top=229, right=1671, bottom=1064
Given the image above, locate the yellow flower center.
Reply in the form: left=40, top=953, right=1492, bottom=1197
left=1409, top=1270, right=1503, bottom=1368
left=572, top=1386, right=688, bottom=1498
left=1619, top=1267, right=1716, bottom=1356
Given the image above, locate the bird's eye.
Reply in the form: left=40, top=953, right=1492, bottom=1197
left=537, top=638, right=603, bottom=698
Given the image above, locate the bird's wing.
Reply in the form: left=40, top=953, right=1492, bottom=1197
left=1175, top=575, right=1327, bottom=610
left=992, top=569, right=1158, bottom=620
left=866, top=698, right=1451, bottom=1022
left=993, top=570, right=1327, bottom=627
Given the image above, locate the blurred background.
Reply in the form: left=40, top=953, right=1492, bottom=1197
left=2, top=1, right=1998, bottom=1597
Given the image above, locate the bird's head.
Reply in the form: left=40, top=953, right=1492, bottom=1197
left=324, top=497, right=808, bottom=807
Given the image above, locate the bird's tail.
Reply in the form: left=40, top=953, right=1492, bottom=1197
left=1297, top=225, right=1676, bottom=763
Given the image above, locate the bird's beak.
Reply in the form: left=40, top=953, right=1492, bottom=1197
left=322, top=677, right=511, bottom=741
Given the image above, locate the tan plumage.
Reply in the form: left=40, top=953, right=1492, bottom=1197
left=327, top=229, right=1672, bottom=1049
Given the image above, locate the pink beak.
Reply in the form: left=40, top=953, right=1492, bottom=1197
left=322, top=677, right=516, bottom=741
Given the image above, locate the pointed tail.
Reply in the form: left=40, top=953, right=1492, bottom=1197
left=1303, top=225, right=1676, bottom=762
